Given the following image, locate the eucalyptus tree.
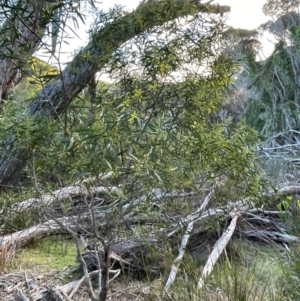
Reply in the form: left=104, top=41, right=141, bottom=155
left=226, top=0, right=300, bottom=180
left=263, top=0, right=300, bottom=18
left=243, top=10, right=300, bottom=142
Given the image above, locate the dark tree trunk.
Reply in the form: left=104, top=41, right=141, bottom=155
left=89, top=76, right=97, bottom=122
left=0, top=0, right=56, bottom=103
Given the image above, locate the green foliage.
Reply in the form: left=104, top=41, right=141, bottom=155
left=224, top=27, right=258, bottom=39
left=27, top=57, right=59, bottom=84
left=0, top=5, right=263, bottom=211
left=277, top=246, right=300, bottom=300
left=277, top=196, right=293, bottom=223
left=243, top=98, right=267, bottom=134
left=223, top=26, right=261, bottom=78
left=10, top=57, right=59, bottom=107
left=6, top=15, right=259, bottom=208
left=0, top=190, right=39, bottom=233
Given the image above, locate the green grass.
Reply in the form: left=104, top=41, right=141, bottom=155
left=9, top=236, right=80, bottom=272
left=147, top=239, right=298, bottom=301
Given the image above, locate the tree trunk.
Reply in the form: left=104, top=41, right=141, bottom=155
left=26, top=0, right=230, bottom=118
left=0, top=0, right=230, bottom=188
left=0, top=0, right=56, bottom=103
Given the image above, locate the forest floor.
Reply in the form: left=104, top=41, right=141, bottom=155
left=3, top=236, right=151, bottom=301
left=3, top=234, right=300, bottom=301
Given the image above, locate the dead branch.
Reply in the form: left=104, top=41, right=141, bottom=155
left=164, top=189, right=215, bottom=293
left=240, top=230, right=300, bottom=244
left=248, top=208, right=292, bottom=216
left=15, top=289, right=30, bottom=301
left=61, top=273, right=95, bottom=298
left=264, top=185, right=300, bottom=198
left=8, top=185, right=120, bottom=215
left=197, top=214, right=239, bottom=290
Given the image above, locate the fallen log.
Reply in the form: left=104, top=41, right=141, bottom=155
left=266, top=185, right=300, bottom=198
left=13, top=187, right=195, bottom=215
left=0, top=213, right=98, bottom=263
left=7, top=185, right=120, bottom=215
left=0, top=207, right=298, bottom=300
left=1, top=200, right=298, bottom=268
left=0, top=179, right=299, bottom=299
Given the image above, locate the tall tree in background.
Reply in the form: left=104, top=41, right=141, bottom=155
left=243, top=2, right=300, bottom=144
left=263, top=0, right=300, bottom=17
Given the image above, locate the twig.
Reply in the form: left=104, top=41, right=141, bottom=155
left=76, top=242, right=98, bottom=301
left=59, top=270, right=100, bottom=295
left=69, top=276, right=85, bottom=299
left=108, top=269, right=120, bottom=283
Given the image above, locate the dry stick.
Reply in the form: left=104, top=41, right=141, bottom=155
left=164, top=222, right=194, bottom=293
left=248, top=208, right=292, bottom=216
left=15, top=289, right=30, bottom=301
left=61, top=269, right=120, bottom=299
left=167, top=208, right=224, bottom=238
left=166, top=196, right=248, bottom=239
left=69, top=276, right=85, bottom=299
left=197, top=214, right=239, bottom=290
left=240, top=230, right=300, bottom=244
left=58, top=270, right=100, bottom=297
left=108, top=269, right=121, bottom=283
left=74, top=171, right=114, bottom=185
left=264, top=185, right=300, bottom=198
left=0, top=244, right=8, bottom=275
left=164, top=189, right=215, bottom=293
left=48, top=287, right=72, bottom=301
left=76, top=238, right=98, bottom=301
left=106, top=283, right=145, bottom=298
